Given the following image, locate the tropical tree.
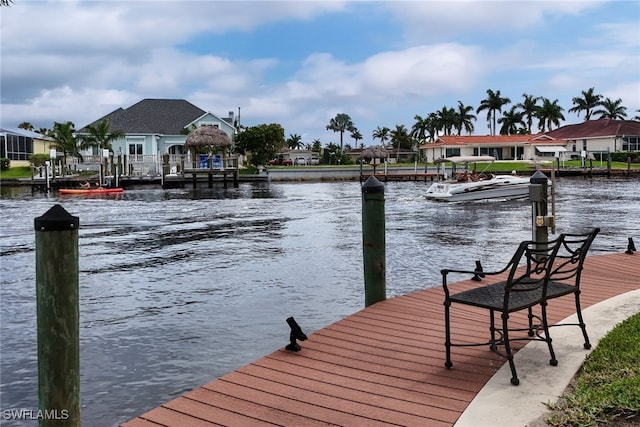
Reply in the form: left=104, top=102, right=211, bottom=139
left=477, top=89, right=511, bottom=135
left=633, top=110, right=640, bottom=121
left=286, top=133, right=303, bottom=150
left=517, top=93, right=541, bottom=133
left=436, top=105, right=456, bottom=136
left=498, top=106, right=526, bottom=135
left=568, top=87, right=603, bottom=121
left=536, top=98, right=565, bottom=132
left=49, top=121, right=81, bottom=173
left=390, top=124, right=411, bottom=162
left=372, top=126, right=390, bottom=146
left=311, top=139, right=322, bottom=152
left=78, top=119, right=125, bottom=153
left=234, top=123, right=286, bottom=167
left=350, top=128, right=363, bottom=148
left=326, top=113, right=355, bottom=151
left=18, top=122, right=34, bottom=131
left=453, top=101, right=476, bottom=135
left=1, top=0, right=14, bottom=6
left=593, top=97, right=627, bottom=120
left=411, top=115, right=429, bottom=143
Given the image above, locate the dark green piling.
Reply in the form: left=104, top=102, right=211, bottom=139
left=361, top=176, right=386, bottom=307
left=530, top=170, right=550, bottom=246
left=34, top=204, right=80, bottom=427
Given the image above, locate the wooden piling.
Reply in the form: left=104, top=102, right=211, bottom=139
left=361, top=176, right=386, bottom=307
left=34, top=205, right=80, bottom=427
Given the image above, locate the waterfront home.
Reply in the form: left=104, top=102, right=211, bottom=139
left=76, top=99, right=237, bottom=175
left=420, top=119, right=640, bottom=163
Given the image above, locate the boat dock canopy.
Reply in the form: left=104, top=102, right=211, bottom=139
left=434, top=155, right=496, bottom=164
left=535, top=146, right=567, bottom=153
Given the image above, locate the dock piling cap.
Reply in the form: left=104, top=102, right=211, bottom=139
left=34, top=204, right=80, bottom=231
left=530, top=170, right=549, bottom=184
left=362, top=176, right=384, bottom=194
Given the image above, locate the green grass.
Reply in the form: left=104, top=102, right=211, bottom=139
left=545, top=313, right=640, bottom=426
left=0, top=166, right=32, bottom=179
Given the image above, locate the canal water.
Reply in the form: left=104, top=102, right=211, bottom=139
left=0, top=177, right=638, bottom=426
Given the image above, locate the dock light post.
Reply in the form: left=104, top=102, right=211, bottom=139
left=529, top=170, right=551, bottom=247
left=34, top=205, right=80, bottom=427
left=362, top=176, right=386, bottom=307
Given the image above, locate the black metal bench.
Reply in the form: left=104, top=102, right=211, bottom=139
left=442, top=237, right=564, bottom=386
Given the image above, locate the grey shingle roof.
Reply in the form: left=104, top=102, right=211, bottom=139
left=80, top=99, right=206, bottom=135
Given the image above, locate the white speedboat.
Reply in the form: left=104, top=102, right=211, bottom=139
left=426, top=156, right=532, bottom=202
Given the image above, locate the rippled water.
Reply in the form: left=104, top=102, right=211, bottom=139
left=1, top=177, right=638, bottom=426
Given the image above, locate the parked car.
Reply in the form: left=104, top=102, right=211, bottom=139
left=309, top=157, right=320, bottom=165
left=295, top=157, right=307, bottom=165
left=269, top=157, right=293, bottom=166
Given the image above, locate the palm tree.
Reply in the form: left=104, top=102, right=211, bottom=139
left=568, top=87, right=603, bottom=121
left=436, top=105, right=456, bottom=136
left=517, top=93, right=541, bottom=133
left=633, top=110, right=640, bottom=121
left=18, top=122, right=34, bottom=131
left=390, top=124, right=410, bottom=162
left=498, top=106, right=526, bottom=135
left=536, top=98, right=565, bottom=132
left=477, top=89, right=511, bottom=135
left=372, top=126, right=390, bottom=146
left=326, top=113, right=355, bottom=151
left=350, top=128, right=363, bottom=148
left=411, top=115, right=429, bottom=143
left=78, top=119, right=125, bottom=153
left=311, top=139, right=322, bottom=152
left=593, top=98, right=627, bottom=120
left=50, top=121, right=80, bottom=174
left=287, top=133, right=303, bottom=150
left=453, top=101, right=476, bottom=135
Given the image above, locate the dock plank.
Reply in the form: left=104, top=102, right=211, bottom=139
left=122, top=253, right=639, bottom=427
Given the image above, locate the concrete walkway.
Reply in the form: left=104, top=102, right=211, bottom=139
left=456, top=289, right=640, bottom=427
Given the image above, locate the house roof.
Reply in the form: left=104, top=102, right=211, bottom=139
left=421, top=133, right=550, bottom=148
left=79, top=99, right=207, bottom=135
left=545, top=119, right=640, bottom=140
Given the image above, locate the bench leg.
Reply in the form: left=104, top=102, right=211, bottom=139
left=444, top=301, right=453, bottom=368
left=500, top=312, right=520, bottom=386
left=541, top=302, right=558, bottom=367
left=574, top=291, right=591, bottom=349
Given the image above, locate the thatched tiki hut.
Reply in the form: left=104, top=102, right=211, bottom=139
left=361, top=145, right=389, bottom=174
left=184, top=125, right=232, bottom=169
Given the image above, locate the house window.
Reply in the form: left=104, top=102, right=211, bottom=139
left=622, top=137, right=639, bottom=151
left=445, top=148, right=460, bottom=157
left=582, top=140, right=587, bottom=151
left=0, top=134, right=33, bottom=161
left=129, top=144, right=143, bottom=155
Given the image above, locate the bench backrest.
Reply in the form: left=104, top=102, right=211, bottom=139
left=505, top=237, right=564, bottom=295
left=549, top=228, right=600, bottom=284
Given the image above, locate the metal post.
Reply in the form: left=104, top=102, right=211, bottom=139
left=529, top=170, right=550, bottom=246
left=34, top=205, right=80, bottom=427
left=361, top=176, right=386, bottom=307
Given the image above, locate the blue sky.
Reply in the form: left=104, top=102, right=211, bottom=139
left=1, top=1, right=639, bottom=146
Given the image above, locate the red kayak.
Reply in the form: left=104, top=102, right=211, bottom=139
left=59, top=188, right=124, bottom=195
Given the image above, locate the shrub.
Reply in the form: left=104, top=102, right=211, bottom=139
left=611, top=151, right=640, bottom=163
left=29, top=153, right=51, bottom=167
left=0, top=158, right=10, bottom=170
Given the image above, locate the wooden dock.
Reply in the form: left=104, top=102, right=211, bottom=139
left=121, top=253, right=639, bottom=427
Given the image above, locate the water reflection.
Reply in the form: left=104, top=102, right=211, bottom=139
left=0, top=177, right=638, bottom=426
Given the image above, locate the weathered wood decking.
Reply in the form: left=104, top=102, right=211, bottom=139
left=122, top=253, right=639, bottom=427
